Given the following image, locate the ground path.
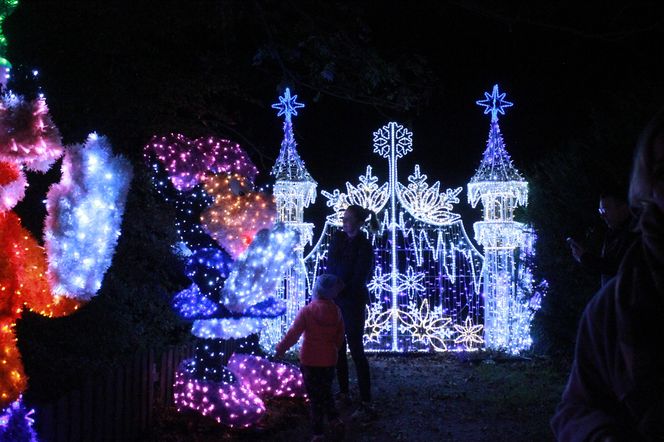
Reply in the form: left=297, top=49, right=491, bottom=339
left=148, top=353, right=568, bottom=441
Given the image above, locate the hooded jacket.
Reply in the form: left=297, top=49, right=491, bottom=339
left=276, top=298, right=345, bottom=367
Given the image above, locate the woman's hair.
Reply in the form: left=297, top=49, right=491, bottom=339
left=345, top=204, right=380, bottom=233
left=629, top=107, right=664, bottom=208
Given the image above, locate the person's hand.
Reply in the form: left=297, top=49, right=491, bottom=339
left=274, top=349, right=284, bottom=360
left=567, top=238, right=585, bottom=263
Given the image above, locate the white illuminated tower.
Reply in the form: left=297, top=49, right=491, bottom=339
left=467, top=84, right=529, bottom=351
left=260, top=88, right=317, bottom=351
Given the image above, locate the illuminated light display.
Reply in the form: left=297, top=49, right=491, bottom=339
left=44, top=133, right=133, bottom=299
left=305, top=121, right=485, bottom=352
left=226, top=353, right=306, bottom=398
left=0, top=0, right=18, bottom=86
left=0, top=395, right=37, bottom=442
left=145, top=134, right=257, bottom=192
left=0, top=161, right=26, bottom=212
left=295, top=86, right=542, bottom=353
left=200, top=173, right=276, bottom=260
left=467, top=84, right=542, bottom=353
left=174, top=359, right=265, bottom=428
left=0, top=94, right=64, bottom=172
left=260, top=88, right=317, bottom=353
left=221, top=223, right=299, bottom=315
left=146, top=133, right=306, bottom=427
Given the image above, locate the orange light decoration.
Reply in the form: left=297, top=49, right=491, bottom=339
left=0, top=211, right=80, bottom=407
left=200, top=173, right=277, bottom=259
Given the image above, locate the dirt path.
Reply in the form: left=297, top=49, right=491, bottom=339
left=148, top=353, right=568, bottom=441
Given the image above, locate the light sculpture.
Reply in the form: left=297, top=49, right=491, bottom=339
left=467, top=84, right=542, bottom=353
left=305, top=122, right=485, bottom=352
left=296, top=86, right=542, bottom=353
left=0, top=93, right=131, bottom=439
left=145, top=133, right=306, bottom=428
left=260, top=88, right=317, bottom=353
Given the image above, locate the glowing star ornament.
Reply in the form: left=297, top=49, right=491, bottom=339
left=271, top=88, right=304, bottom=123
left=44, top=133, right=132, bottom=299
left=468, top=84, right=542, bottom=353
left=260, top=87, right=317, bottom=353
left=476, top=84, right=513, bottom=122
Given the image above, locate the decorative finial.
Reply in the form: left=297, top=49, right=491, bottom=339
left=476, top=84, right=513, bottom=122
left=271, top=87, right=305, bottom=123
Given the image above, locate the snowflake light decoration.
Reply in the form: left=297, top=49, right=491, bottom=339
left=453, top=316, right=484, bottom=349
left=399, top=299, right=453, bottom=352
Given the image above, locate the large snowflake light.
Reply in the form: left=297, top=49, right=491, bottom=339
left=307, top=121, right=484, bottom=352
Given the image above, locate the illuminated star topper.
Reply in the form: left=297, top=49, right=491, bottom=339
left=271, top=87, right=304, bottom=123
left=476, top=84, right=513, bottom=122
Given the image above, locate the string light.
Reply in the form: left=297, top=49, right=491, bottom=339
left=0, top=93, right=130, bottom=427
left=294, top=87, right=543, bottom=354
left=305, top=122, right=485, bottom=352
left=0, top=395, right=37, bottom=442
left=467, top=84, right=542, bottom=353
left=0, top=93, right=64, bottom=172
left=44, top=133, right=132, bottom=299
left=200, top=173, right=276, bottom=260
left=145, top=134, right=257, bottom=192
left=146, top=133, right=307, bottom=427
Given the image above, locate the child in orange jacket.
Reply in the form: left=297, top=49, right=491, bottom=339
left=275, top=274, right=345, bottom=441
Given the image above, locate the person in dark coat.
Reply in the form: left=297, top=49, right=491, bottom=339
left=552, top=108, right=664, bottom=441
left=568, top=189, right=638, bottom=287
left=326, top=204, right=378, bottom=419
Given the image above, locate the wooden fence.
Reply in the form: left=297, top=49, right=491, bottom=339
left=33, top=344, right=194, bottom=442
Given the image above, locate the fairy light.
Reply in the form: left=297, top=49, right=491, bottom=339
left=305, top=122, right=485, bottom=352
left=260, top=88, right=317, bottom=352
left=300, top=90, right=543, bottom=353
left=44, top=133, right=132, bottom=299
left=467, top=84, right=542, bottom=353
left=0, top=94, right=63, bottom=172
left=147, top=134, right=307, bottom=427
left=145, top=134, right=257, bottom=192
left=200, top=173, right=276, bottom=260
left=0, top=394, right=37, bottom=442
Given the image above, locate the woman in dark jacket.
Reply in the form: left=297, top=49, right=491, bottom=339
left=551, top=108, right=664, bottom=441
left=326, top=204, right=378, bottom=418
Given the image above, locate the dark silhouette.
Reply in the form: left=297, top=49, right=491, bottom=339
left=568, top=188, right=638, bottom=287
left=552, top=108, right=664, bottom=440
left=326, top=204, right=377, bottom=419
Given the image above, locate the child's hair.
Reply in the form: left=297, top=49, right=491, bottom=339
left=345, top=204, right=380, bottom=233
left=313, top=274, right=343, bottom=299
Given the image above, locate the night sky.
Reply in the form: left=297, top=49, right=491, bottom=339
left=5, top=0, right=664, bottom=234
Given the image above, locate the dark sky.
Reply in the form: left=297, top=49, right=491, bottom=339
left=6, top=1, right=664, bottom=234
